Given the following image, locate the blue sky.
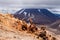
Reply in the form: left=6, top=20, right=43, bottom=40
left=0, top=0, right=60, bottom=14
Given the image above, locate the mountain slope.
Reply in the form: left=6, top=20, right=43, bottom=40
left=0, top=13, right=41, bottom=40
left=0, top=13, right=58, bottom=40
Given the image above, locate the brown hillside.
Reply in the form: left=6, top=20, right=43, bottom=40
left=0, top=13, right=56, bottom=40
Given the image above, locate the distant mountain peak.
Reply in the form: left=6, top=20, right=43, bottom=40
left=14, top=8, right=60, bottom=24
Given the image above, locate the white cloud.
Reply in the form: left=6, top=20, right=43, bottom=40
left=48, top=8, right=60, bottom=14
